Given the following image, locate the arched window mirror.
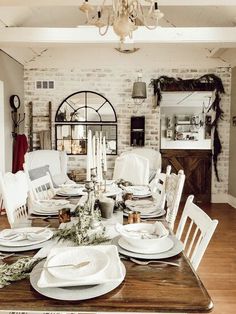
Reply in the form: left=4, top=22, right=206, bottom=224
left=55, top=91, right=117, bottom=155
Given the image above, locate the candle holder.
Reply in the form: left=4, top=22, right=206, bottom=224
left=84, top=180, right=102, bottom=230
left=103, top=170, right=107, bottom=193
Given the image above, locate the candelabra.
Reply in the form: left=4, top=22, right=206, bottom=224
left=84, top=178, right=102, bottom=230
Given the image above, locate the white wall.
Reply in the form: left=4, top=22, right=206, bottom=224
left=0, top=50, right=24, bottom=172
left=0, top=81, right=5, bottom=172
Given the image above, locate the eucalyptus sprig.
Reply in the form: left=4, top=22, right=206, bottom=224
left=0, top=257, right=42, bottom=288
left=54, top=207, right=110, bottom=246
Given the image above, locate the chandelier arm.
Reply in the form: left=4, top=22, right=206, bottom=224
left=98, top=15, right=111, bottom=36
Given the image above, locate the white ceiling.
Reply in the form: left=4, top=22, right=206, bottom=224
left=1, top=1, right=236, bottom=66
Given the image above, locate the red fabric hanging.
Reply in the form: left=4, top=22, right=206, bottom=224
left=12, top=134, right=28, bottom=173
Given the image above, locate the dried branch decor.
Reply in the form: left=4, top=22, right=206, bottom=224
left=150, top=74, right=225, bottom=181
left=0, top=257, right=42, bottom=288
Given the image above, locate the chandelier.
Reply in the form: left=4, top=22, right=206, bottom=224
left=79, top=0, right=164, bottom=43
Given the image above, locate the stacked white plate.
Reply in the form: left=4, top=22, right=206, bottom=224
left=123, top=186, right=151, bottom=198
left=114, top=223, right=183, bottom=259
left=124, top=199, right=165, bottom=218
left=0, top=227, right=54, bottom=252
left=31, top=199, right=71, bottom=216
left=115, top=235, right=183, bottom=258
left=30, top=245, right=126, bottom=301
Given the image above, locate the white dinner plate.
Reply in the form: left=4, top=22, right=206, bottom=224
left=47, top=247, right=109, bottom=281
left=123, top=209, right=166, bottom=219
left=0, top=227, right=53, bottom=247
left=0, top=239, right=54, bottom=252
left=118, top=236, right=174, bottom=254
left=113, top=235, right=183, bottom=260
left=31, top=209, right=58, bottom=216
left=30, top=260, right=126, bottom=301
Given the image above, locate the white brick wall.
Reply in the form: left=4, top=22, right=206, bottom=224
left=24, top=66, right=231, bottom=199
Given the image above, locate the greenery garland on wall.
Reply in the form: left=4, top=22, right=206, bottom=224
left=150, top=74, right=225, bottom=182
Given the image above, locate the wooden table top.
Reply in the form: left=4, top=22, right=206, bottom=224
left=0, top=214, right=213, bottom=313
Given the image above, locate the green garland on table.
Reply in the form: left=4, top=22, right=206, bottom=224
left=53, top=205, right=110, bottom=245
left=0, top=257, right=42, bottom=288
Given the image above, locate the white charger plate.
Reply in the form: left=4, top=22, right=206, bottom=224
left=123, top=209, right=166, bottom=219
left=30, top=260, right=126, bottom=301
left=118, top=236, right=174, bottom=254
left=47, top=247, right=109, bottom=281
left=113, top=235, right=183, bottom=260
left=0, top=227, right=53, bottom=247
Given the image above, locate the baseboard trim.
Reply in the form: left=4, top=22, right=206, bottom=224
left=211, top=194, right=228, bottom=203
left=228, top=194, right=236, bottom=208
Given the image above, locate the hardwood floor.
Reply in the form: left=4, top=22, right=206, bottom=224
left=176, top=202, right=236, bottom=314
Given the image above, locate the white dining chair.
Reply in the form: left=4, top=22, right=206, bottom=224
left=28, top=172, right=56, bottom=202
left=149, top=165, right=171, bottom=210
left=176, top=195, right=218, bottom=270
left=165, top=169, right=185, bottom=230
left=120, top=148, right=161, bottom=182
left=0, top=171, right=29, bottom=228
left=24, top=149, right=74, bottom=186
left=113, top=153, right=150, bottom=185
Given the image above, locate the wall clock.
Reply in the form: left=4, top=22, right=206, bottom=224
left=10, top=95, right=21, bottom=111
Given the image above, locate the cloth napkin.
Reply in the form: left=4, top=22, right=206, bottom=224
left=116, top=222, right=169, bottom=240
left=0, top=228, right=52, bottom=242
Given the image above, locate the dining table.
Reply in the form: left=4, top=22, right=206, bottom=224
left=0, top=203, right=213, bottom=314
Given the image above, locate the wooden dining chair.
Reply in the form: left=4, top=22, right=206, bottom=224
left=176, top=195, right=218, bottom=270
left=0, top=171, right=29, bottom=228
left=165, top=169, right=185, bottom=230
left=28, top=172, right=56, bottom=201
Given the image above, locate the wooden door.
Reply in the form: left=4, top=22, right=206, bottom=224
left=161, top=149, right=212, bottom=203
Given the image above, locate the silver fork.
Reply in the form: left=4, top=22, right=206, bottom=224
left=130, top=257, right=180, bottom=267
left=38, top=261, right=91, bottom=270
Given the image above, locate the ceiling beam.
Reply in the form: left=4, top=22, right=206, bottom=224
left=0, top=0, right=236, bottom=6
left=1, top=27, right=236, bottom=46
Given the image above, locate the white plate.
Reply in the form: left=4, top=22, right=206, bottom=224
left=113, top=235, right=183, bottom=260
left=30, top=260, right=126, bottom=301
left=56, top=188, right=85, bottom=197
left=47, top=247, right=109, bottom=281
left=0, top=227, right=53, bottom=247
left=124, top=206, right=162, bottom=215
left=123, top=209, right=166, bottom=219
left=0, top=239, right=53, bottom=252
left=118, top=236, right=174, bottom=254
left=36, top=200, right=70, bottom=208
left=30, top=210, right=58, bottom=216
left=104, top=187, right=122, bottom=197
left=124, top=186, right=151, bottom=197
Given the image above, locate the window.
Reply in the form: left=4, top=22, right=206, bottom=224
left=55, top=91, right=117, bottom=155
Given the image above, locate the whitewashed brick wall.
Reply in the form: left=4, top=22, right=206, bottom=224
left=24, top=66, right=231, bottom=199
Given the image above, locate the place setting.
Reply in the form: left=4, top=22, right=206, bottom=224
left=30, top=245, right=126, bottom=301
left=122, top=185, right=152, bottom=198
left=0, top=226, right=54, bottom=252
left=30, top=199, right=73, bottom=217
left=124, top=199, right=166, bottom=219
left=114, top=222, right=183, bottom=261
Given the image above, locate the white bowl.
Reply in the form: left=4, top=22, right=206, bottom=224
left=121, top=223, right=168, bottom=249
